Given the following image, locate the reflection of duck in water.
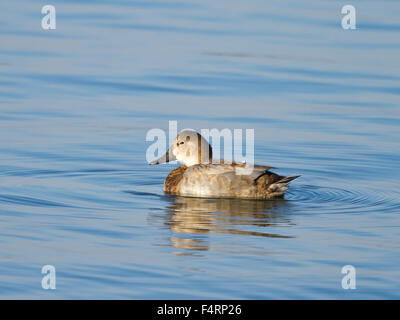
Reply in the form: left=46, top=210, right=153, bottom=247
left=150, top=130, right=299, bottom=199
left=162, top=196, right=293, bottom=252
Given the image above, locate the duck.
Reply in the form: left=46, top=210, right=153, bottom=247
left=149, top=130, right=299, bottom=199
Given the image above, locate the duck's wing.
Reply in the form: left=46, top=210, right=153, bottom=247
left=180, top=163, right=299, bottom=199
left=184, top=163, right=276, bottom=181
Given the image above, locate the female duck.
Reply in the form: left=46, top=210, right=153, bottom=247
left=150, top=130, right=299, bottom=199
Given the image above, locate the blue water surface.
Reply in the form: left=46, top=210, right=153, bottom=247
left=0, top=0, right=399, bottom=299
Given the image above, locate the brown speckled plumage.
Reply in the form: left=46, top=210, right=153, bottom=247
left=164, top=165, right=188, bottom=194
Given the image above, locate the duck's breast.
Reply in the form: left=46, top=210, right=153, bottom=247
left=164, top=165, right=187, bottom=194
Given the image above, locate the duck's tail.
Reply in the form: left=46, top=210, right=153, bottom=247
left=276, top=175, right=301, bottom=184
left=266, top=175, right=300, bottom=198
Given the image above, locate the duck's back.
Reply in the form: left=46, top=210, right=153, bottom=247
left=164, top=163, right=299, bottom=199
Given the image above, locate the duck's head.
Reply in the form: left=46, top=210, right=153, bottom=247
left=150, top=130, right=212, bottom=166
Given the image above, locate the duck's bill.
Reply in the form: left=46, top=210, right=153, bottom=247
left=149, top=149, right=176, bottom=165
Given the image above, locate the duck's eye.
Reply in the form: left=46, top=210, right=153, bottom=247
left=179, top=141, right=185, bottom=145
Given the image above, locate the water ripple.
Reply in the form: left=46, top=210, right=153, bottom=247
left=287, top=185, right=400, bottom=214
left=0, top=194, right=75, bottom=208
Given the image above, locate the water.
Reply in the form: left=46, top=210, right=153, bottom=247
left=1, top=0, right=400, bottom=299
